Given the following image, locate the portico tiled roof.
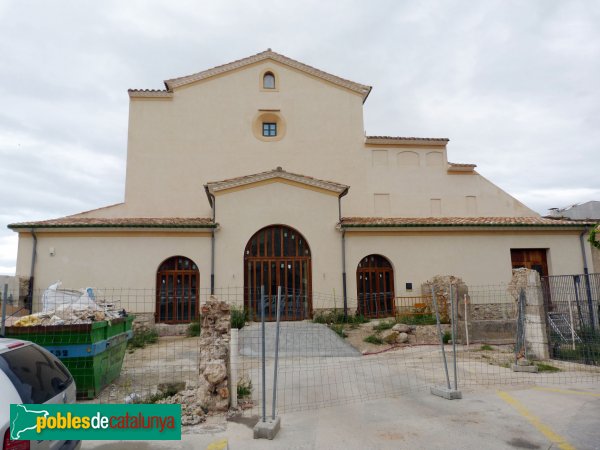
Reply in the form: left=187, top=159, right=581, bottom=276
left=8, top=217, right=216, bottom=229
left=365, top=136, right=449, bottom=145
left=205, top=167, right=349, bottom=194
left=130, top=49, right=372, bottom=100
left=340, top=217, right=594, bottom=228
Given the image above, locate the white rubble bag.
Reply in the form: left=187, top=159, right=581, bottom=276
left=42, top=281, right=100, bottom=315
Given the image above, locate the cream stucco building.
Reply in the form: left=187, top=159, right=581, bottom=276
left=9, top=50, right=596, bottom=322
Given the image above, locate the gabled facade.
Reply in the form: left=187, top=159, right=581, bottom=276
left=9, top=50, right=595, bottom=321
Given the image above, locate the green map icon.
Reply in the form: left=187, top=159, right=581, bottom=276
left=10, top=404, right=49, bottom=439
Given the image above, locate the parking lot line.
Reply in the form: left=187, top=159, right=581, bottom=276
left=533, top=386, right=600, bottom=397
left=496, top=390, right=575, bottom=450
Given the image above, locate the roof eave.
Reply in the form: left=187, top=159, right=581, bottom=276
left=340, top=223, right=592, bottom=230
left=8, top=223, right=217, bottom=231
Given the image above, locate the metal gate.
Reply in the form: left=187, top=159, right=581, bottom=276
left=541, top=273, right=600, bottom=365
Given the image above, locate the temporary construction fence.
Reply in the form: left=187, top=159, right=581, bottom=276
left=1, top=276, right=599, bottom=421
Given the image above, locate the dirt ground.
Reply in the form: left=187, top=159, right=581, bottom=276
left=342, top=319, right=451, bottom=354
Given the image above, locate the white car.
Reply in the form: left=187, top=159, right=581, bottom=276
left=0, top=338, right=81, bottom=450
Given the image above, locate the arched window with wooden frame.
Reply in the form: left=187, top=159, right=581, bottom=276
left=356, top=254, right=395, bottom=318
left=156, top=256, right=199, bottom=324
left=244, top=225, right=311, bottom=321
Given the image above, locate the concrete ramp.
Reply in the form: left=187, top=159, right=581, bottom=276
left=239, top=322, right=361, bottom=357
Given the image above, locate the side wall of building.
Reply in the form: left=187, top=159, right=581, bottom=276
left=344, top=230, right=586, bottom=310
left=15, top=231, right=212, bottom=312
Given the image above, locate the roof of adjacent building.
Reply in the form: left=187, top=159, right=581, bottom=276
left=205, top=167, right=349, bottom=194
left=8, top=217, right=216, bottom=229
left=129, top=49, right=372, bottom=100
left=340, top=217, right=594, bottom=228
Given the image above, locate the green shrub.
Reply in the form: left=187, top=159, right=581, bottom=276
left=128, top=329, right=159, bottom=350
left=442, top=331, right=452, bottom=344
left=231, top=307, right=247, bottom=329
left=313, top=311, right=370, bottom=325
left=187, top=319, right=201, bottom=337
left=479, top=344, right=494, bottom=351
left=330, top=323, right=347, bottom=338
left=396, top=314, right=437, bottom=326
left=534, top=362, right=561, bottom=372
left=373, top=320, right=395, bottom=332
left=237, top=378, right=252, bottom=399
left=364, top=335, right=384, bottom=345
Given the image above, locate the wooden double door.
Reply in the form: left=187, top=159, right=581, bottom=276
left=357, top=254, right=395, bottom=318
left=510, top=249, right=548, bottom=278
left=244, top=225, right=312, bottom=321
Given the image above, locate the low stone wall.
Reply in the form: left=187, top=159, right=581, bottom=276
left=456, top=320, right=516, bottom=344
left=131, top=312, right=155, bottom=333
left=469, top=303, right=517, bottom=321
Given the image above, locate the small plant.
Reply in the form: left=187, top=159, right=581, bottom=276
left=364, top=335, right=384, bottom=345
left=231, top=306, right=247, bottom=329
left=330, top=323, right=347, bottom=338
left=534, top=362, right=561, bottom=373
left=373, top=320, right=395, bottom=332
left=348, top=314, right=370, bottom=325
left=137, top=385, right=180, bottom=404
left=237, top=377, right=253, bottom=399
left=479, top=345, right=494, bottom=351
left=396, top=314, right=437, bottom=326
left=187, top=319, right=201, bottom=337
left=313, top=311, right=370, bottom=325
left=442, top=330, right=452, bottom=344
left=128, top=328, right=159, bottom=350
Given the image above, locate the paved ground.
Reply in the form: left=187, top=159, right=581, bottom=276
left=82, top=382, right=600, bottom=449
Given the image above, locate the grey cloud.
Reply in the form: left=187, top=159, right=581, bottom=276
left=1, top=0, right=599, bottom=274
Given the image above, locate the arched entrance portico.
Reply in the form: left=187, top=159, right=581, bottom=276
left=244, top=225, right=312, bottom=321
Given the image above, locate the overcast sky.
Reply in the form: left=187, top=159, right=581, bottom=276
left=1, top=0, right=599, bottom=275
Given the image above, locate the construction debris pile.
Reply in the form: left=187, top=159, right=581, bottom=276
left=12, top=281, right=126, bottom=327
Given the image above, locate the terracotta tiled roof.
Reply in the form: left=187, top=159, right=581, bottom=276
left=340, top=217, right=594, bottom=228
left=159, top=49, right=371, bottom=99
left=205, top=167, right=349, bottom=194
left=365, top=136, right=449, bottom=145
left=8, top=217, right=215, bottom=229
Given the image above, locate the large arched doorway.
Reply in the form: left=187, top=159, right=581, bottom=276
left=244, top=225, right=312, bottom=321
left=356, top=254, right=395, bottom=318
left=155, top=256, right=200, bottom=323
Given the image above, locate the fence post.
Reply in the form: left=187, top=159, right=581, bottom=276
left=450, top=284, right=458, bottom=391
left=430, top=285, right=461, bottom=399
left=230, top=328, right=238, bottom=409
left=1, top=284, right=7, bottom=336
left=261, top=285, right=266, bottom=422
left=512, top=287, right=539, bottom=372
left=463, top=294, right=469, bottom=350
left=272, top=286, right=281, bottom=420
left=253, top=285, right=282, bottom=439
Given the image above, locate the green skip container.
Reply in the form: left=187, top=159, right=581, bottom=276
left=6, top=315, right=135, bottom=399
